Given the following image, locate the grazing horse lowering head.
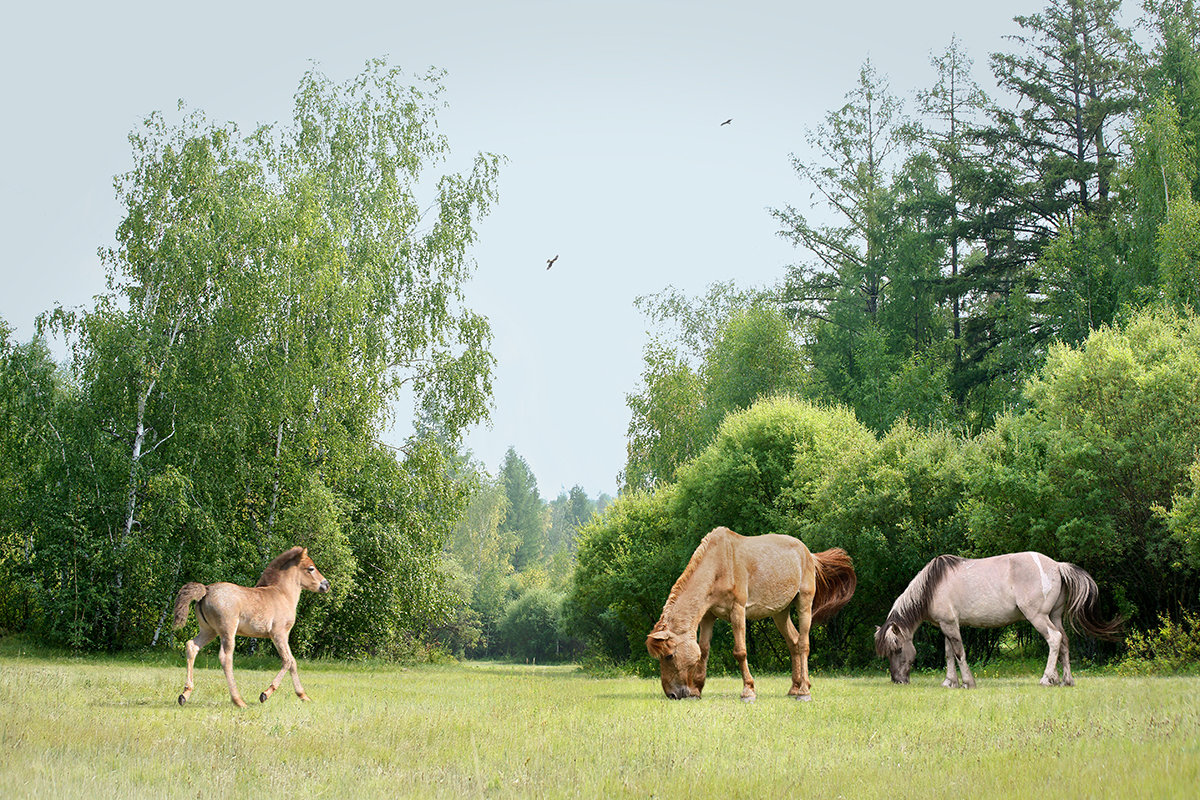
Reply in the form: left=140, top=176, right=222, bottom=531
left=875, top=622, right=916, bottom=684
left=646, top=627, right=705, bottom=699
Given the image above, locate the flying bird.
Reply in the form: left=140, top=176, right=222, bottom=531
left=720, top=118, right=732, bottom=126
left=546, top=254, right=558, bottom=270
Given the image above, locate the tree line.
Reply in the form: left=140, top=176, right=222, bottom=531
left=3, top=1, right=1200, bottom=668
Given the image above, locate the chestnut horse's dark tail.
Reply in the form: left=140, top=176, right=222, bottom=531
left=811, top=547, right=857, bottom=624
left=173, top=582, right=207, bottom=629
left=1059, top=562, right=1123, bottom=641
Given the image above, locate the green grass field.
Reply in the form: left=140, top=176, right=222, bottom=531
left=1, top=643, right=1197, bottom=798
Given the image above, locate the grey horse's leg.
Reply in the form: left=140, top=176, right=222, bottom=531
left=941, top=621, right=976, bottom=688
left=1049, top=607, right=1074, bottom=686
left=1027, top=612, right=1062, bottom=686
left=942, top=636, right=961, bottom=688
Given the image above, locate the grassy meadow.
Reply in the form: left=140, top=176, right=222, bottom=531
left=1, top=642, right=1197, bottom=798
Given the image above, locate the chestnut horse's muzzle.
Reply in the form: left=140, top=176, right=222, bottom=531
left=318, top=579, right=331, bottom=593
left=666, top=687, right=699, bottom=700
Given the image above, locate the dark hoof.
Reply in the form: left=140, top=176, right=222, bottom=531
left=178, top=694, right=187, bottom=706
left=259, top=692, right=269, bottom=703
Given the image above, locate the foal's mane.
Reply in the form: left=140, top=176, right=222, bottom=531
left=883, top=554, right=965, bottom=633
left=256, top=546, right=307, bottom=587
left=654, top=528, right=725, bottom=625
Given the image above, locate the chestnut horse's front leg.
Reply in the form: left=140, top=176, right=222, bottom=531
left=731, top=603, right=756, bottom=702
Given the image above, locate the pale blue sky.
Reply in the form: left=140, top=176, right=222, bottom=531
left=2, top=1, right=1038, bottom=497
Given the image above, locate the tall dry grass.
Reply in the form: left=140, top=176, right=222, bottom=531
left=1, top=650, right=1197, bottom=798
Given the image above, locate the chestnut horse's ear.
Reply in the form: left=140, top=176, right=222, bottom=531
left=646, top=629, right=675, bottom=659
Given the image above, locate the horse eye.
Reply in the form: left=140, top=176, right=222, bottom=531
left=307, top=566, right=315, bottom=572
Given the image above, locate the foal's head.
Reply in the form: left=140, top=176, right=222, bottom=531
left=646, top=627, right=705, bottom=699
left=874, top=622, right=915, bottom=684
left=260, top=547, right=331, bottom=594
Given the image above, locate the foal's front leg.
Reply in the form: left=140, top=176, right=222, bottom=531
left=260, top=630, right=309, bottom=703
left=731, top=604, right=756, bottom=702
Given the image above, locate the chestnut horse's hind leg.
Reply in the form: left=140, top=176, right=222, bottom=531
left=730, top=603, right=756, bottom=702
left=178, top=629, right=216, bottom=705
left=773, top=606, right=812, bottom=701
left=218, top=632, right=248, bottom=707
left=260, top=630, right=309, bottom=703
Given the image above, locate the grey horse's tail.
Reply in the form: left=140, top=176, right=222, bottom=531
left=1058, top=563, right=1123, bottom=641
left=172, top=582, right=207, bottom=630
left=811, top=548, right=857, bottom=624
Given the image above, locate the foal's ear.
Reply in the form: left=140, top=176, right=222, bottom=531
left=646, top=629, right=675, bottom=658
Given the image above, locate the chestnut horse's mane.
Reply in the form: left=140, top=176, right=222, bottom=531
left=654, top=528, right=725, bottom=627
left=256, top=546, right=307, bottom=587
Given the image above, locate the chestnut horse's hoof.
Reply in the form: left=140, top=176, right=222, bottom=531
left=741, top=695, right=756, bottom=703
left=259, top=692, right=269, bottom=703
left=177, top=694, right=187, bottom=706
left=793, top=694, right=812, bottom=702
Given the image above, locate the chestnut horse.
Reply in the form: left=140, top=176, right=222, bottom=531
left=173, top=546, right=330, bottom=707
left=874, top=552, right=1122, bottom=688
left=646, top=527, right=856, bottom=702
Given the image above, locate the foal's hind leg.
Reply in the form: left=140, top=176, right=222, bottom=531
left=218, top=632, right=248, bottom=707
left=260, top=630, right=309, bottom=703
left=178, top=628, right=216, bottom=705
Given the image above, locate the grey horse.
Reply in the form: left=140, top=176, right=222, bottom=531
left=875, top=552, right=1121, bottom=687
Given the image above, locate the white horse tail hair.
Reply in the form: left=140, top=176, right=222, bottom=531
left=1058, top=562, right=1123, bottom=641
left=172, top=582, right=208, bottom=630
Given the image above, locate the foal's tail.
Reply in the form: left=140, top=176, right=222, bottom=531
left=811, top=548, right=857, bottom=624
left=172, top=582, right=208, bottom=630
left=1058, top=563, right=1123, bottom=641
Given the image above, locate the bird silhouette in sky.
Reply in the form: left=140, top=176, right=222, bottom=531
left=720, top=118, right=732, bottom=126
left=546, top=254, right=558, bottom=270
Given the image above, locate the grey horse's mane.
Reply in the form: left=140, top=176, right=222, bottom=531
left=882, top=554, right=965, bottom=634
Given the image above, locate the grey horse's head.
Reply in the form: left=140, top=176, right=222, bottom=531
left=875, top=622, right=916, bottom=684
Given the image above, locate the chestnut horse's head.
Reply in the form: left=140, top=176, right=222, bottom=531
left=874, top=621, right=915, bottom=684
left=646, top=627, right=706, bottom=699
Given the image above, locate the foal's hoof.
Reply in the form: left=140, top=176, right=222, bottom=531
left=259, top=692, right=269, bottom=704
left=177, top=694, right=187, bottom=706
